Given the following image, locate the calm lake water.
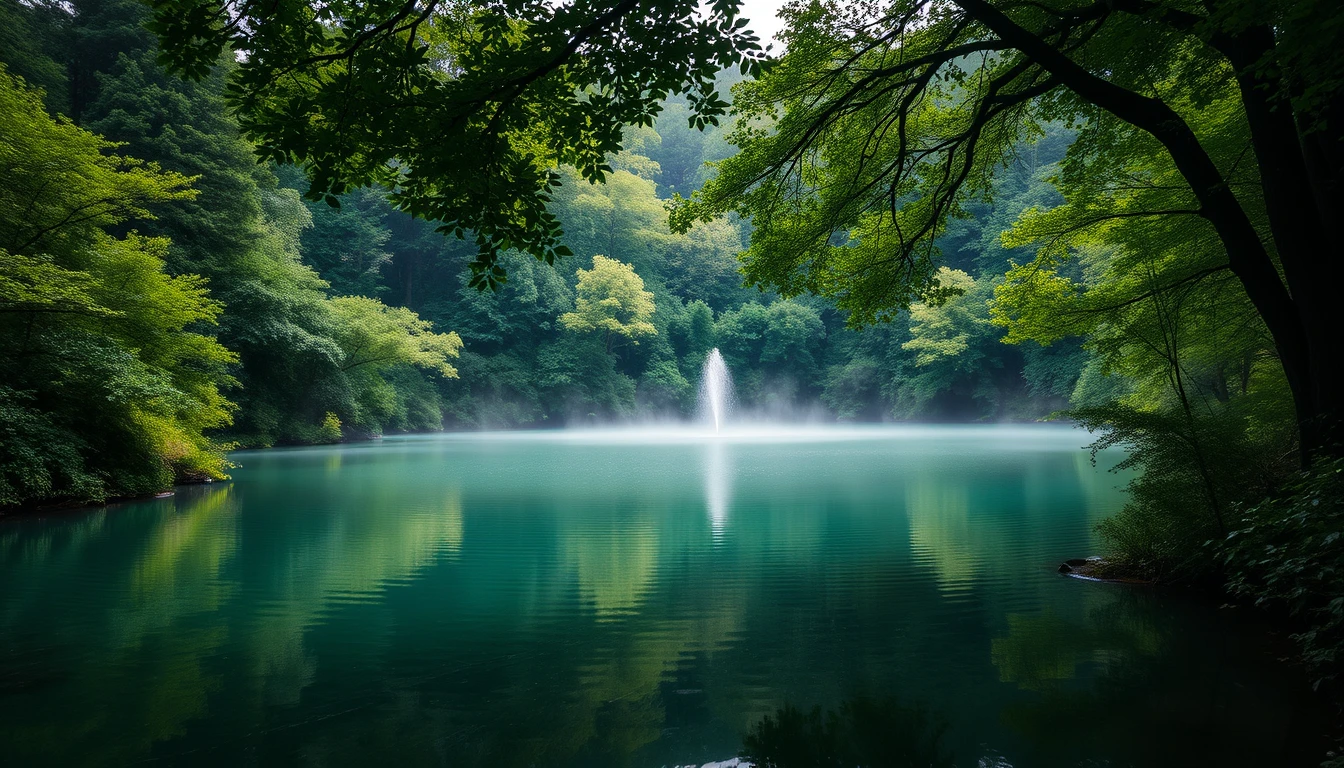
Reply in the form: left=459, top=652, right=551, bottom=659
left=0, top=426, right=1323, bottom=766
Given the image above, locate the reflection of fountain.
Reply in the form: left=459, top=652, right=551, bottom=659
left=704, top=441, right=730, bottom=543
left=696, top=348, right=736, bottom=433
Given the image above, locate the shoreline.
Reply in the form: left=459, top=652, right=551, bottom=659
left=0, top=483, right=222, bottom=521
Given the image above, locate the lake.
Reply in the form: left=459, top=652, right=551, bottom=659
left=0, top=425, right=1322, bottom=766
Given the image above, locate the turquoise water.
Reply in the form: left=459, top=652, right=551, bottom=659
left=0, top=426, right=1321, bottom=765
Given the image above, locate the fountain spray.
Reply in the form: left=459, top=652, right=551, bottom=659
left=696, top=348, right=736, bottom=433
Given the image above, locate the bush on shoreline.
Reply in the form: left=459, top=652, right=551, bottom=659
left=1220, top=452, right=1344, bottom=694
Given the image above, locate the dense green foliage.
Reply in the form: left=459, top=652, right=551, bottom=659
left=145, top=0, right=768, bottom=289
left=1221, top=455, right=1344, bottom=692
left=253, top=74, right=1081, bottom=427
left=0, top=65, right=233, bottom=505
left=0, top=0, right=462, bottom=505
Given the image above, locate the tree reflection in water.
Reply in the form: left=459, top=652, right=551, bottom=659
left=740, top=696, right=954, bottom=768
left=993, top=591, right=1328, bottom=767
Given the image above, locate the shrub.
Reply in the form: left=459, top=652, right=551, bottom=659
left=317, top=412, right=343, bottom=444
left=1078, top=395, right=1294, bottom=580
left=1220, top=453, right=1344, bottom=692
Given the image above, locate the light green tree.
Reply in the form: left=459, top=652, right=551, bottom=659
left=0, top=66, right=236, bottom=504
left=904, top=269, right=985, bottom=368
left=989, top=120, right=1294, bottom=570
left=559, top=256, right=656, bottom=352
left=329, top=296, right=463, bottom=378
left=561, top=168, right=668, bottom=272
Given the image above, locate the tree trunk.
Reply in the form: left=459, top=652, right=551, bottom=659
left=1221, top=26, right=1344, bottom=463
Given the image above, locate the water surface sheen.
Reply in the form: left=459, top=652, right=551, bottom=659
left=0, top=426, right=1318, bottom=766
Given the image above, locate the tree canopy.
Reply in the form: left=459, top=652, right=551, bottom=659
left=147, top=0, right=767, bottom=288
left=330, top=295, right=462, bottom=376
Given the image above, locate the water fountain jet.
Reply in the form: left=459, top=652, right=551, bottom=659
left=696, top=348, right=736, bottom=434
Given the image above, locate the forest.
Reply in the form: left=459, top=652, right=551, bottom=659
left=1, top=0, right=1342, bottom=735
left=1, top=0, right=1086, bottom=499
